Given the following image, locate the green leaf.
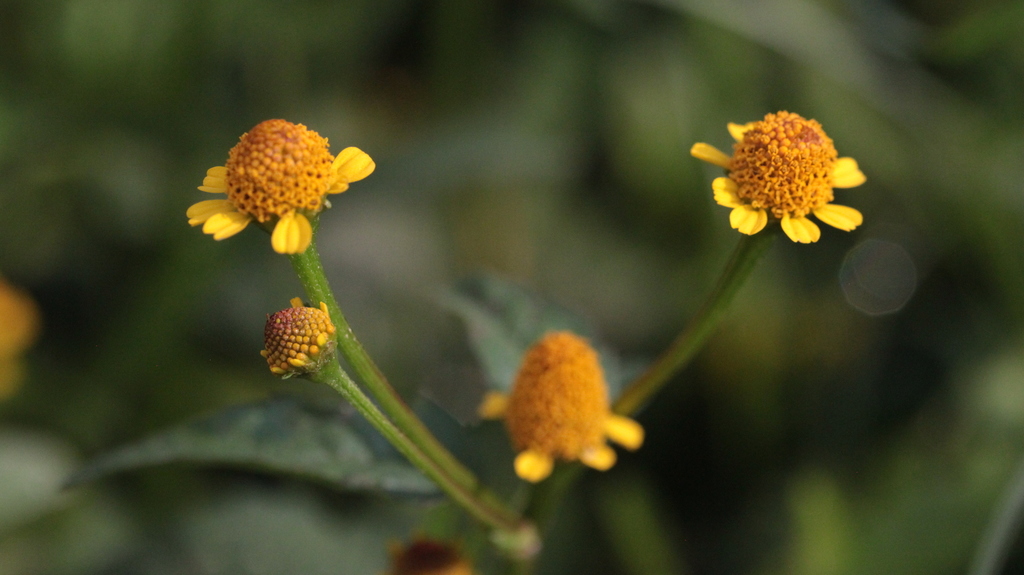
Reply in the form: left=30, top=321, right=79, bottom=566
left=439, top=275, right=628, bottom=397
left=65, top=395, right=439, bottom=496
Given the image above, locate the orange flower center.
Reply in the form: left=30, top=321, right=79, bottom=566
left=225, top=119, right=335, bottom=223
left=505, top=332, right=609, bottom=460
left=728, top=111, right=837, bottom=219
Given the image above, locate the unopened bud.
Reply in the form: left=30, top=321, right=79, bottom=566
left=260, top=297, right=336, bottom=377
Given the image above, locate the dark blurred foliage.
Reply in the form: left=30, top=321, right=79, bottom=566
left=2, top=0, right=1024, bottom=574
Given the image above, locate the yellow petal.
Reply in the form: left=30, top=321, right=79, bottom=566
left=712, top=177, right=743, bottom=207
left=604, top=414, right=644, bottom=451
left=198, top=175, right=227, bottom=193
left=478, top=391, right=509, bottom=419
left=187, top=199, right=235, bottom=226
left=729, top=206, right=768, bottom=235
left=579, top=444, right=616, bottom=471
left=690, top=143, right=731, bottom=169
left=327, top=182, right=350, bottom=195
left=202, top=212, right=251, bottom=240
left=198, top=167, right=229, bottom=193
left=271, top=213, right=314, bottom=254
left=727, top=122, right=756, bottom=142
left=831, top=157, right=866, bottom=188
left=332, top=147, right=376, bottom=183
left=290, top=297, right=304, bottom=308
left=813, top=204, right=863, bottom=231
left=514, top=450, right=554, bottom=483
left=780, top=214, right=821, bottom=243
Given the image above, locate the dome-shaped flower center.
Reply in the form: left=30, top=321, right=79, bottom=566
left=728, top=111, right=838, bottom=219
left=262, top=301, right=336, bottom=376
left=225, top=119, right=335, bottom=223
left=505, top=332, right=609, bottom=460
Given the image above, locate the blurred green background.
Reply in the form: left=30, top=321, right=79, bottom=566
left=2, top=0, right=1024, bottom=573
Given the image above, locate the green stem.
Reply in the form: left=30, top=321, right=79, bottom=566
left=613, top=230, right=775, bottom=416
left=524, top=464, right=584, bottom=530
left=310, top=359, right=523, bottom=533
left=289, top=233, right=476, bottom=488
left=509, top=464, right=583, bottom=574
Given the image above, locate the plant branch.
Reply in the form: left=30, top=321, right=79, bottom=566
left=289, top=227, right=532, bottom=553
left=613, top=230, right=775, bottom=416
left=289, top=231, right=476, bottom=488
left=310, top=359, right=525, bottom=534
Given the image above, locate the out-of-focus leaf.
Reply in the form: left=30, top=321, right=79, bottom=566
left=439, top=275, right=627, bottom=397
left=64, top=395, right=438, bottom=496
left=176, top=488, right=422, bottom=575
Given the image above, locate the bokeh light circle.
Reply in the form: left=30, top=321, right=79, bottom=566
left=839, top=239, right=917, bottom=315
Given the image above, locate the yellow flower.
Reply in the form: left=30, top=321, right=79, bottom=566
left=186, top=119, right=375, bottom=254
left=260, top=297, right=337, bottom=377
left=691, top=111, right=866, bottom=243
left=0, top=277, right=41, bottom=400
left=479, top=332, right=644, bottom=483
left=387, top=539, right=476, bottom=575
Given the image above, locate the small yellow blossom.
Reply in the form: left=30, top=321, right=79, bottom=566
left=187, top=119, right=375, bottom=254
left=261, top=297, right=337, bottom=377
left=480, top=331, right=644, bottom=483
left=387, top=539, right=476, bottom=575
left=691, top=111, right=866, bottom=243
left=0, top=277, right=41, bottom=400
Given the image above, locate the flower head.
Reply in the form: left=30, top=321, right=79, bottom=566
left=0, top=277, right=41, bottom=400
left=187, top=119, right=375, bottom=254
left=388, top=539, right=476, bottom=575
left=261, top=297, right=337, bottom=377
left=691, top=111, right=866, bottom=243
left=479, top=331, right=644, bottom=483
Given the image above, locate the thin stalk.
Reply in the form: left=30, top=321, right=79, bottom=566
left=524, top=464, right=584, bottom=530
left=310, top=359, right=523, bottom=533
left=509, top=464, right=584, bottom=574
left=613, top=231, right=775, bottom=416
left=289, top=232, right=476, bottom=488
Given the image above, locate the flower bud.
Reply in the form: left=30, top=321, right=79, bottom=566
left=261, top=298, right=336, bottom=377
